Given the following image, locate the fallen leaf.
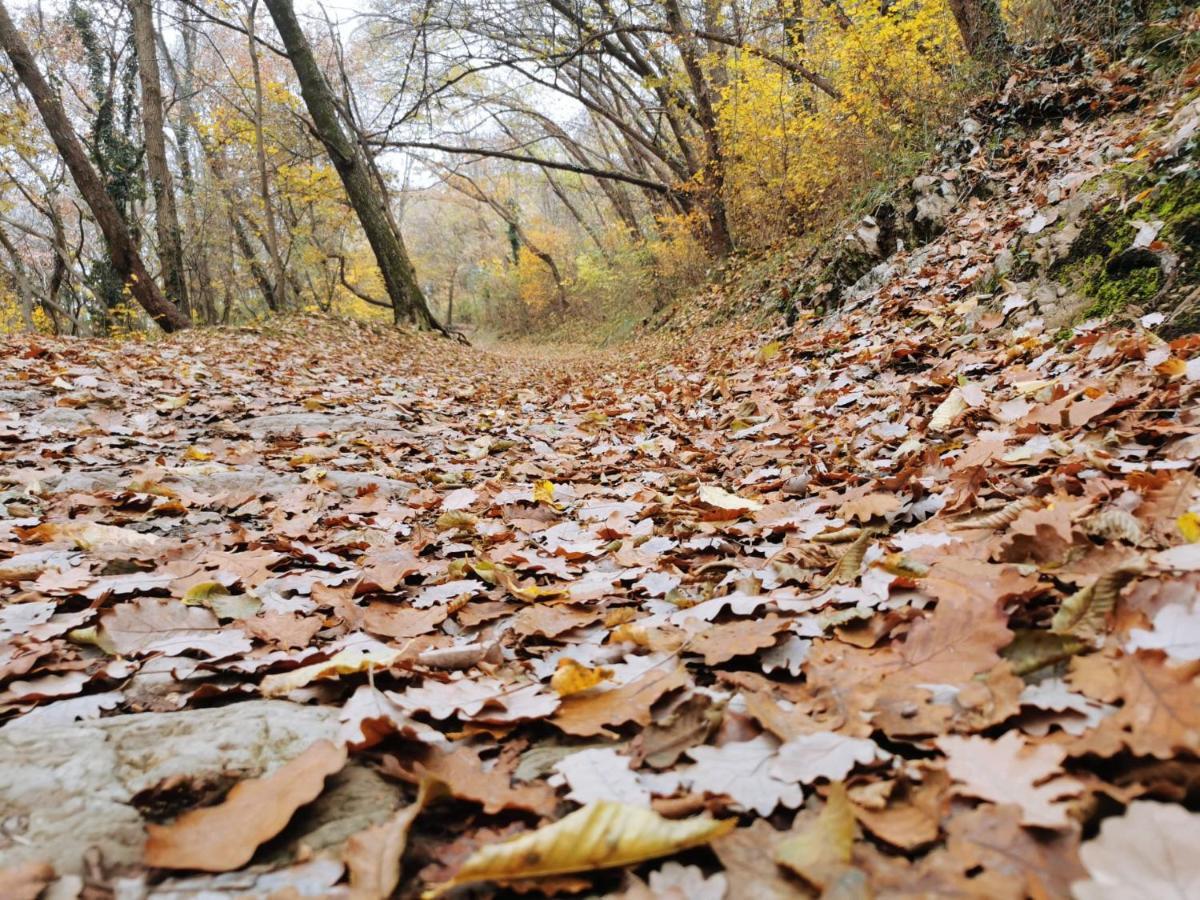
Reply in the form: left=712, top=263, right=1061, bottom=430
left=680, top=735, right=804, bottom=816
left=260, top=646, right=404, bottom=697
left=770, top=732, right=886, bottom=784
left=101, top=599, right=251, bottom=659
left=687, top=614, right=788, bottom=665
left=344, top=778, right=442, bottom=900
left=553, top=747, right=649, bottom=805
left=550, top=657, right=613, bottom=696
left=553, top=665, right=689, bottom=737
left=937, top=732, right=1082, bottom=828
left=697, top=484, right=763, bottom=513
left=422, top=801, right=733, bottom=898
left=775, top=783, right=856, bottom=889
left=1072, top=801, right=1200, bottom=900
left=144, top=739, right=347, bottom=871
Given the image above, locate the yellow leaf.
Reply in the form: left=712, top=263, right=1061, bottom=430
left=421, top=801, right=733, bottom=898
left=1155, top=357, right=1186, bottom=379
left=1179, top=512, right=1200, bottom=543
left=183, top=446, right=213, bottom=461
left=756, top=340, right=782, bottom=362
left=302, top=396, right=328, bottom=410
left=533, top=480, right=558, bottom=506
left=436, top=510, right=478, bottom=533
left=775, top=783, right=856, bottom=889
left=182, top=582, right=261, bottom=620
left=929, top=389, right=968, bottom=432
left=696, top=484, right=762, bottom=512
left=550, top=658, right=613, bottom=696
left=260, top=647, right=404, bottom=698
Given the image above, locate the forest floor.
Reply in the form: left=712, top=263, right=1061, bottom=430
left=3, top=48, right=1200, bottom=900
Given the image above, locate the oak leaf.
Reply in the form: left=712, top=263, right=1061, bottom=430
left=686, top=613, right=788, bottom=665
left=1073, top=801, right=1200, bottom=900
left=680, top=735, right=804, bottom=816
left=937, top=732, right=1082, bottom=828
left=553, top=665, right=689, bottom=737
left=770, top=732, right=886, bottom=784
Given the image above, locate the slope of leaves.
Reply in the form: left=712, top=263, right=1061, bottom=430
left=2, top=79, right=1200, bottom=898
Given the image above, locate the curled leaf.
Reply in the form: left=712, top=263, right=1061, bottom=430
left=775, top=783, right=856, bottom=889
left=345, top=777, right=444, bottom=900
left=421, top=801, right=733, bottom=898
left=260, top=647, right=404, bottom=697
left=824, top=530, right=873, bottom=585
left=1050, top=562, right=1145, bottom=644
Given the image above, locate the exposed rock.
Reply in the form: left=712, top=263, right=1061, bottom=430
left=0, top=701, right=400, bottom=876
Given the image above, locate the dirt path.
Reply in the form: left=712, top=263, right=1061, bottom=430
left=1, top=310, right=1198, bottom=895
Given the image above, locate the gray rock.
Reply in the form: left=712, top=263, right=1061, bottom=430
left=0, top=700, right=400, bottom=875
left=232, top=413, right=414, bottom=439
left=26, top=466, right=411, bottom=500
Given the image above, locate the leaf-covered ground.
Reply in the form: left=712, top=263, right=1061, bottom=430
left=3, top=80, right=1200, bottom=900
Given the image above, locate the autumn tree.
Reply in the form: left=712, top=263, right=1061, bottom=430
left=0, top=0, right=189, bottom=332
left=261, top=0, right=442, bottom=331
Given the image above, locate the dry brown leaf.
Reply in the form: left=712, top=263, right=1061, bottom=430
left=687, top=614, right=788, bottom=665
left=101, top=598, right=251, bottom=659
left=944, top=803, right=1086, bottom=899
left=553, top=665, right=689, bottom=738
left=840, top=492, right=902, bottom=523
left=0, top=861, right=55, bottom=900
left=363, top=602, right=448, bottom=639
left=412, top=745, right=558, bottom=816
left=937, top=732, right=1082, bottom=828
left=1073, top=801, right=1200, bottom=900
left=851, top=768, right=947, bottom=851
left=1068, top=652, right=1200, bottom=758
left=344, top=778, right=442, bottom=900
left=775, top=783, right=857, bottom=889
left=144, top=739, right=347, bottom=871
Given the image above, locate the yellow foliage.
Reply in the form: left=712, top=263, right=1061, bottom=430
left=716, top=0, right=964, bottom=243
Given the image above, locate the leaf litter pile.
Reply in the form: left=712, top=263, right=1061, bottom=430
left=4, top=113, right=1200, bottom=900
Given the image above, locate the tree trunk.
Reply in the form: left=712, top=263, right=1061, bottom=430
left=262, top=0, right=442, bottom=331
left=662, top=0, right=734, bottom=258
left=947, top=0, right=1009, bottom=64
left=131, top=0, right=190, bottom=320
left=247, top=0, right=286, bottom=313
left=0, top=1, right=189, bottom=332
left=0, top=223, right=36, bottom=330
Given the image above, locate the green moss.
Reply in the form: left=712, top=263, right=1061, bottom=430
left=1080, top=263, right=1162, bottom=320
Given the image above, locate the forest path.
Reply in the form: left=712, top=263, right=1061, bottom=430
left=0, top=312, right=1198, bottom=893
